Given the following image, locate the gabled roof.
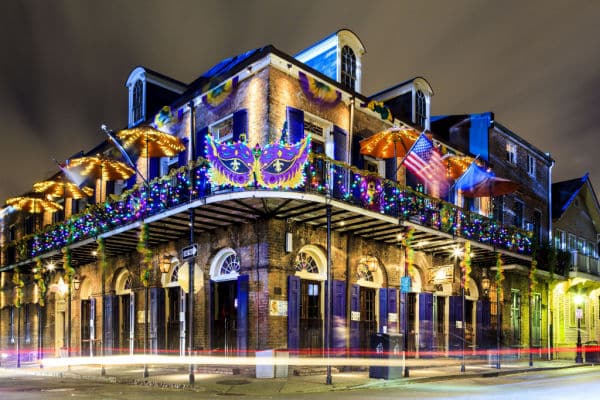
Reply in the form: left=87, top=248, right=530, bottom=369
left=552, top=173, right=600, bottom=226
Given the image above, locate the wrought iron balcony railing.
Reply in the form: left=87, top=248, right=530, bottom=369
left=3, top=156, right=533, bottom=264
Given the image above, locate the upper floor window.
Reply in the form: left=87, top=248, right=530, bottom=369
left=554, top=229, right=566, bottom=250
left=415, top=90, right=427, bottom=128
left=513, top=199, right=524, bottom=228
left=506, top=142, right=517, bottom=164
left=527, top=155, right=536, bottom=177
left=341, top=45, right=356, bottom=91
left=210, top=114, right=234, bottom=142
left=132, top=80, right=144, bottom=124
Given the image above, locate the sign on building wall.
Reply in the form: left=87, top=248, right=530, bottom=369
left=269, top=299, right=288, bottom=316
left=428, top=264, right=454, bottom=285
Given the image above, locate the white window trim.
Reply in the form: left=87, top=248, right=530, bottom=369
left=209, top=248, right=240, bottom=282
left=209, top=113, right=234, bottom=143
left=363, top=155, right=385, bottom=176
left=506, top=142, right=517, bottom=165
left=303, top=111, right=334, bottom=158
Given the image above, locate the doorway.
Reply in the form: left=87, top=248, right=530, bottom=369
left=212, top=280, right=238, bottom=354
left=167, top=287, right=185, bottom=355
left=300, top=279, right=322, bottom=354
left=359, top=287, right=377, bottom=352
left=434, top=295, right=446, bottom=353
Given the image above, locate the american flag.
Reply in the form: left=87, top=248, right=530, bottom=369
left=403, top=133, right=448, bottom=196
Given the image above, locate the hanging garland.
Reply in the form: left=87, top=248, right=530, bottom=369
left=529, top=259, right=538, bottom=294
left=495, top=252, right=505, bottom=299
left=460, top=241, right=472, bottom=289
left=62, top=247, right=74, bottom=285
left=138, top=223, right=153, bottom=287
left=298, top=71, right=341, bottom=107
left=202, top=76, right=239, bottom=110
left=13, top=266, right=24, bottom=308
left=34, top=257, right=47, bottom=307
left=96, top=237, right=107, bottom=274
left=362, top=100, right=394, bottom=122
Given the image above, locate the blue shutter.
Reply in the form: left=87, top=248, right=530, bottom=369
left=387, top=288, right=398, bottom=333
left=286, top=107, right=304, bottom=143
left=195, top=127, right=208, bottom=159
left=419, top=292, right=434, bottom=356
left=237, top=274, right=249, bottom=352
left=178, top=138, right=189, bottom=167
left=333, top=126, right=347, bottom=162
left=400, top=292, right=407, bottom=340
left=449, top=296, right=463, bottom=355
left=208, top=280, right=214, bottom=349
left=149, top=287, right=165, bottom=354
left=350, top=284, right=360, bottom=352
left=90, top=297, right=96, bottom=344
left=332, top=280, right=346, bottom=354
left=103, top=294, right=118, bottom=355
left=287, top=275, right=300, bottom=352
left=476, top=300, right=491, bottom=349
left=351, top=135, right=364, bottom=169
left=126, top=155, right=138, bottom=189
left=379, top=287, right=388, bottom=333
left=233, top=109, right=248, bottom=143
left=149, top=157, right=160, bottom=181
left=385, top=157, right=397, bottom=181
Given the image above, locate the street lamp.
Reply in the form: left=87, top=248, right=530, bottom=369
left=574, top=294, right=584, bottom=363
left=481, top=269, right=490, bottom=298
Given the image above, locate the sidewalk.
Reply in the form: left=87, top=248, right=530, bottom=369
left=2, top=357, right=588, bottom=396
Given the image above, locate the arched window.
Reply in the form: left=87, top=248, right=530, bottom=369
left=133, top=80, right=143, bottom=123
left=341, top=46, right=356, bottom=91
left=209, top=248, right=241, bottom=281
left=295, top=251, right=319, bottom=274
left=220, top=253, right=240, bottom=275
left=415, top=90, right=427, bottom=128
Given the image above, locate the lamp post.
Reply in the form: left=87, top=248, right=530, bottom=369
left=452, top=246, right=466, bottom=373
left=574, top=294, right=583, bottom=363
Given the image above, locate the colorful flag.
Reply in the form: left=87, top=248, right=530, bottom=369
left=403, top=133, right=448, bottom=196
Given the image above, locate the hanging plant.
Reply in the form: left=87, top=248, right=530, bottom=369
left=96, top=237, right=107, bottom=274
left=138, top=223, right=153, bottom=287
left=62, top=247, right=74, bottom=285
left=495, top=252, right=505, bottom=299
left=34, top=257, right=47, bottom=307
left=13, top=267, right=24, bottom=308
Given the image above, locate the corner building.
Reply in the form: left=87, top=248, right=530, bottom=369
left=1, top=30, right=549, bottom=365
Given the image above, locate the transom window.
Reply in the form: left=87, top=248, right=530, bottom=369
left=341, top=45, right=356, bottom=91
left=210, top=115, right=234, bottom=142
left=506, top=142, right=517, bottom=164
left=415, top=90, right=427, bottom=128
left=295, top=251, right=319, bottom=274
left=220, top=254, right=240, bottom=275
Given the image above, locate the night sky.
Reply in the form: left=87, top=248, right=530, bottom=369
left=2, top=0, right=600, bottom=203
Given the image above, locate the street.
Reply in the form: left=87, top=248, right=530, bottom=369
left=1, top=366, right=599, bottom=399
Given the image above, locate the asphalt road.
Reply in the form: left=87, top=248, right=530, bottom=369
left=1, top=366, right=599, bottom=399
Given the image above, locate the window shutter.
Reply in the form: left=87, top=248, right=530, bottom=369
left=351, top=135, right=364, bottom=169
left=286, top=107, right=304, bottom=143
left=287, top=275, right=300, bottom=351
left=129, top=292, right=135, bottom=354
left=126, top=155, right=138, bottom=189
left=179, top=288, right=186, bottom=355
left=350, top=284, right=360, bottom=352
left=237, top=274, right=249, bottom=352
left=448, top=295, right=463, bottom=354
left=149, top=157, right=160, bottom=181
left=103, top=294, right=118, bottom=355
left=385, top=157, right=397, bottom=181
left=232, top=109, right=248, bottom=143
left=476, top=299, right=491, bottom=349
left=149, top=287, right=166, bottom=353
left=90, top=297, right=96, bottom=342
left=333, top=126, right=347, bottom=162
left=419, top=292, right=434, bottom=356
left=387, top=288, right=398, bottom=333
left=178, top=138, right=189, bottom=167
left=195, top=127, right=209, bottom=159
left=379, top=288, right=388, bottom=333
left=332, top=280, right=346, bottom=353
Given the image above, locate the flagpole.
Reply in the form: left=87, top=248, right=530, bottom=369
left=395, top=131, right=426, bottom=174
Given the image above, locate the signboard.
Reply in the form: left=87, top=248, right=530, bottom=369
left=401, top=276, right=412, bottom=293
left=351, top=311, right=361, bottom=321
left=269, top=300, right=288, bottom=316
left=181, top=244, right=198, bottom=260
left=429, top=264, right=454, bottom=284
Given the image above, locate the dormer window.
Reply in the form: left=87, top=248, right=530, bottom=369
left=415, top=90, right=427, bottom=128
left=341, top=45, right=356, bottom=91
left=132, top=80, right=144, bottom=124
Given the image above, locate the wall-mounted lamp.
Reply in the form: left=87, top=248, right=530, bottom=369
left=481, top=268, right=490, bottom=297
left=161, top=255, right=178, bottom=276
left=72, top=275, right=81, bottom=291
left=358, top=255, right=379, bottom=275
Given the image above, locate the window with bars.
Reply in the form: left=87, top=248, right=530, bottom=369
left=341, top=45, right=356, bottom=91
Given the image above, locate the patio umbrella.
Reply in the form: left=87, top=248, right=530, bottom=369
left=359, top=127, right=420, bottom=159
left=33, top=179, right=94, bottom=200
left=461, top=176, right=519, bottom=198
left=115, top=126, right=186, bottom=158
left=5, top=196, right=63, bottom=213
left=66, top=155, right=135, bottom=181
left=443, top=154, right=476, bottom=180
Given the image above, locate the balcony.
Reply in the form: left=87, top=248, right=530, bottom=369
left=570, top=251, right=600, bottom=276
left=2, top=155, right=532, bottom=267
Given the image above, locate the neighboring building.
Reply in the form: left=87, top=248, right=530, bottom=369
left=1, top=30, right=547, bottom=369
left=551, top=173, right=600, bottom=360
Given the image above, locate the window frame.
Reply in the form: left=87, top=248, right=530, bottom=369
left=527, top=154, right=536, bottom=178
left=415, top=89, right=427, bottom=128
left=506, top=142, right=517, bottom=165
left=209, top=114, right=234, bottom=143
left=341, top=45, right=356, bottom=91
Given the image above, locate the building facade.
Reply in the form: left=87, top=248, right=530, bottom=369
left=0, top=30, right=563, bottom=368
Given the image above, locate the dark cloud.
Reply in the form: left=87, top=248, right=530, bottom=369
left=2, top=0, right=600, bottom=202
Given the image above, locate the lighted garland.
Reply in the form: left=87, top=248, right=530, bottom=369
left=13, top=266, right=24, bottom=308
left=34, top=257, right=47, bottom=307
left=62, top=247, right=74, bottom=285
left=495, top=252, right=505, bottom=299
left=460, top=241, right=472, bottom=289
left=138, top=223, right=152, bottom=287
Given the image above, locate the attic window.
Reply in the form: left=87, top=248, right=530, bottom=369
left=341, top=46, right=356, bottom=91
left=415, top=90, right=427, bottom=128
left=133, top=80, right=144, bottom=124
